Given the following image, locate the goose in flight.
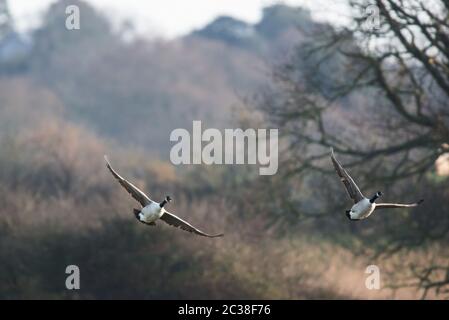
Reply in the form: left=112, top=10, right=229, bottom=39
left=104, top=156, right=224, bottom=238
left=330, top=148, right=423, bottom=220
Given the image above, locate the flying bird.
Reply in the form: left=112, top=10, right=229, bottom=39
left=104, top=156, right=224, bottom=238
left=330, top=148, right=423, bottom=220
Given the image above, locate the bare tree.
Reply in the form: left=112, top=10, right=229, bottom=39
left=261, top=0, right=449, bottom=297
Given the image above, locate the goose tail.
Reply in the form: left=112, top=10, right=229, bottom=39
left=133, top=208, right=141, bottom=220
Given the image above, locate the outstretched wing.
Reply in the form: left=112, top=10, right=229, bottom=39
left=104, top=155, right=153, bottom=207
left=160, top=211, right=224, bottom=238
left=330, top=148, right=365, bottom=203
left=376, top=199, right=424, bottom=210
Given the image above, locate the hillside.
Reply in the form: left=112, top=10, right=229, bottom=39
left=1, top=1, right=321, bottom=157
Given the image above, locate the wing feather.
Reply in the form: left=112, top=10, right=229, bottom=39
left=330, top=148, right=365, bottom=203
left=160, top=211, right=224, bottom=238
left=376, top=200, right=424, bottom=210
left=104, top=155, right=152, bottom=207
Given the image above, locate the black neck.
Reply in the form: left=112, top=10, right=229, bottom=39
left=160, top=199, right=168, bottom=208
left=369, top=195, right=379, bottom=203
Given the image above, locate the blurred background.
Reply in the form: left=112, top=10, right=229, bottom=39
left=0, top=0, right=448, bottom=299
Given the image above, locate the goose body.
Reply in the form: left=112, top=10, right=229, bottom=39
left=104, top=155, right=223, bottom=238
left=139, top=202, right=165, bottom=224
left=349, top=198, right=375, bottom=220
left=330, top=148, right=423, bottom=221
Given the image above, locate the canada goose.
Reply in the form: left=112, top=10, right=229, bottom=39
left=330, top=148, right=423, bottom=220
left=104, top=156, right=224, bottom=238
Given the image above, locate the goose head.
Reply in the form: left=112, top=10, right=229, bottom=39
left=160, top=196, right=172, bottom=208
left=369, top=191, right=383, bottom=203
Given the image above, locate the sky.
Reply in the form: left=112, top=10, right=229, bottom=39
left=9, top=0, right=350, bottom=38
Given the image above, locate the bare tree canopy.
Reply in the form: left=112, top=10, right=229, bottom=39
left=266, top=0, right=448, bottom=181
left=261, top=0, right=449, bottom=298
